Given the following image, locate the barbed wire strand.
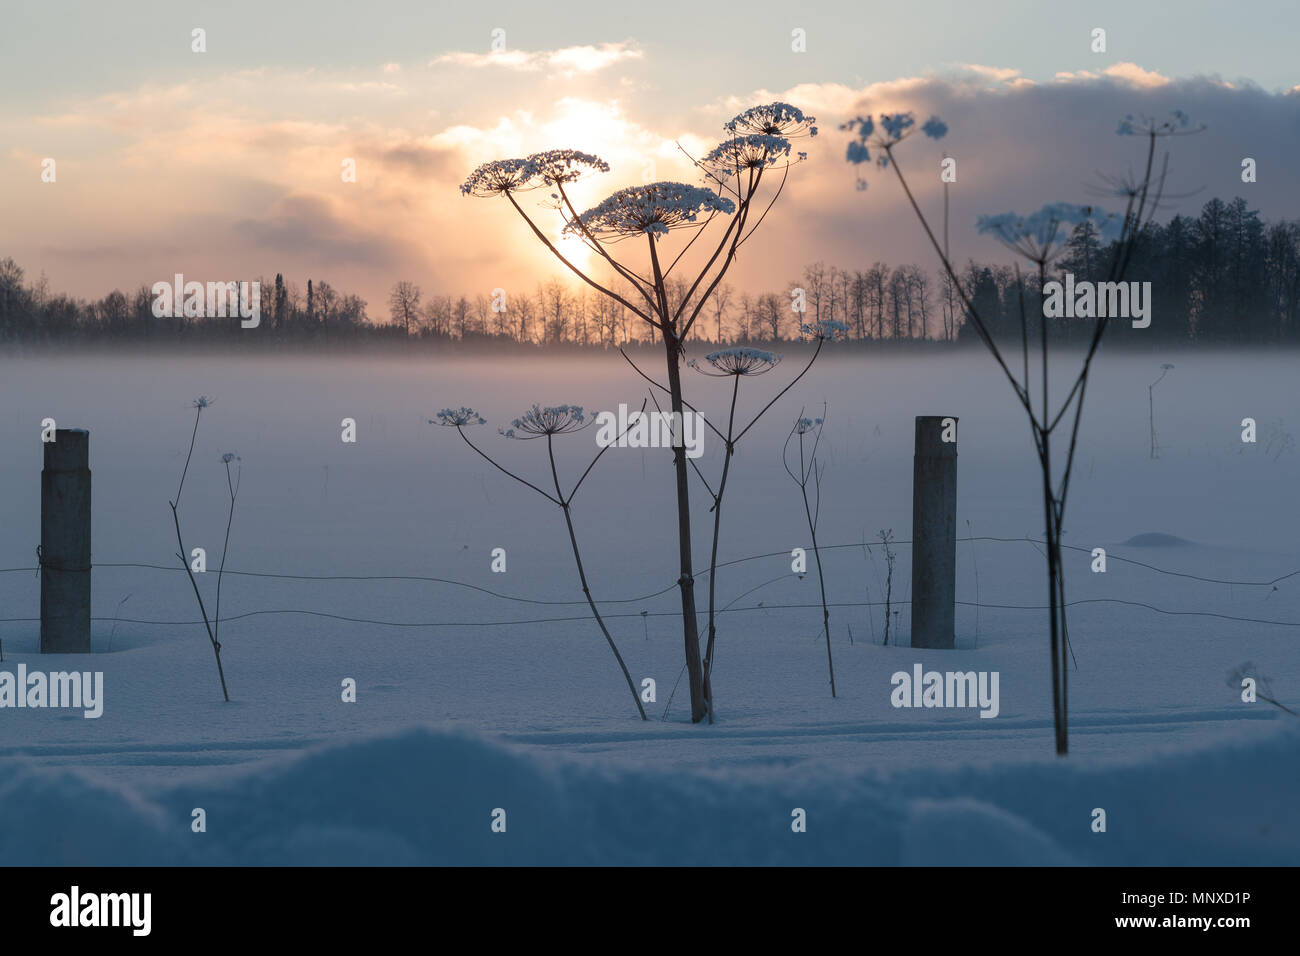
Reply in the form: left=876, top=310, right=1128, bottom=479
left=0, top=596, right=1297, bottom=631
left=1, top=536, right=1295, bottom=606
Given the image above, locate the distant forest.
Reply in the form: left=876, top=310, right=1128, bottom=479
left=2, top=196, right=1297, bottom=349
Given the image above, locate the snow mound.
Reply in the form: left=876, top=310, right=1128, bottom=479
left=1, top=722, right=1296, bottom=865
left=901, top=798, right=1077, bottom=866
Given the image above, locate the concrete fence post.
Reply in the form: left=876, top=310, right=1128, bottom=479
left=910, top=416, right=957, bottom=649
left=41, top=428, right=91, bottom=653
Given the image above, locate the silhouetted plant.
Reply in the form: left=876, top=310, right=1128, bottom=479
left=433, top=403, right=647, bottom=720
left=670, top=330, right=834, bottom=720
left=170, top=397, right=230, bottom=701
left=845, top=109, right=1199, bottom=753
left=783, top=405, right=835, bottom=696
left=214, top=452, right=241, bottom=664
left=1149, top=363, right=1174, bottom=458
left=878, top=529, right=896, bottom=646
left=460, top=103, right=818, bottom=722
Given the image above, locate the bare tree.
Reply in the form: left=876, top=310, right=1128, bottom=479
left=710, top=283, right=733, bottom=343
left=388, top=281, right=421, bottom=336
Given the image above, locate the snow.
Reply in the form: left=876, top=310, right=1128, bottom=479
left=0, top=348, right=1297, bottom=864
left=1, top=724, right=1294, bottom=865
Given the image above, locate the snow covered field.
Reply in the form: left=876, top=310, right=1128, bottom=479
left=1, top=347, right=1297, bottom=865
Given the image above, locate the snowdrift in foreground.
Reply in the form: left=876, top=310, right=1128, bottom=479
left=2, top=722, right=1296, bottom=866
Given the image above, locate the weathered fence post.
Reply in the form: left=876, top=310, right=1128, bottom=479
left=911, top=416, right=957, bottom=649
left=41, top=428, right=91, bottom=653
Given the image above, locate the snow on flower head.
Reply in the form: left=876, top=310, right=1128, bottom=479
left=702, top=134, right=794, bottom=178
left=695, top=346, right=782, bottom=376
left=569, top=182, right=735, bottom=239
left=842, top=113, right=945, bottom=169
left=432, top=407, right=486, bottom=427
left=725, top=102, right=817, bottom=138
left=922, top=117, right=948, bottom=139
left=801, top=318, right=848, bottom=340
left=841, top=115, right=877, bottom=167
left=459, top=158, right=544, bottom=197
left=1117, top=110, right=1196, bottom=137
left=880, top=113, right=916, bottom=140
left=977, top=202, right=1121, bottom=251
left=499, top=404, right=587, bottom=438
left=845, top=139, right=872, bottom=166
left=526, top=149, right=610, bottom=186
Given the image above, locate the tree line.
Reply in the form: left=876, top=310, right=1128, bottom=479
left=2, top=196, right=1296, bottom=348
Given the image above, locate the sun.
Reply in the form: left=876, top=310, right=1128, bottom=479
left=555, top=230, right=596, bottom=270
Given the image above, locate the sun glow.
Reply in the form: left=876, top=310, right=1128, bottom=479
left=555, top=230, right=596, bottom=270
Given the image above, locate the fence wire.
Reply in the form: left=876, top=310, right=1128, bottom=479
left=1, top=536, right=1297, bottom=632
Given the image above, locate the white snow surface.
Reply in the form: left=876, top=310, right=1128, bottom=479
left=0, top=348, right=1297, bottom=864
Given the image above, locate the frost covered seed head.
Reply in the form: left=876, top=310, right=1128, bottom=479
left=842, top=113, right=946, bottom=171
left=526, top=149, right=610, bottom=185
left=1118, top=110, right=1197, bottom=137
left=725, top=102, right=818, bottom=138
left=192, top=396, right=213, bottom=409
left=432, top=407, right=486, bottom=427
left=977, top=202, right=1121, bottom=258
left=500, top=404, right=587, bottom=438
left=695, top=346, right=782, bottom=376
left=702, top=134, right=794, bottom=178
left=801, top=318, right=848, bottom=340
left=922, top=117, right=948, bottom=139
left=570, top=182, right=735, bottom=239
left=794, top=416, right=823, bottom=435
left=459, top=158, right=544, bottom=197
left=880, top=113, right=915, bottom=139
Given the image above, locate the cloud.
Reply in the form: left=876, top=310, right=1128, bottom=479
left=234, top=194, right=410, bottom=269
left=369, top=141, right=458, bottom=176
left=4, top=60, right=1298, bottom=324
left=951, top=64, right=1025, bottom=84
left=720, top=69, right=1300, bottom=297
left=432, top=41, right=643, bottom=75
left=1055, top=62, right=1171, bottom=89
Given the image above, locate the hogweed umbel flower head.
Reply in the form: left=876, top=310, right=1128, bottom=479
left=977, top=202, right=1120, bottom=261
left=691, top=346, right=782, bottom=377
left=459, top=158, right=544, bottom=197
left=725, top=102, right=818, bottom=139
left=801, top=318, right=848, bottom=341
left=841, top=112, right=946, bottom=169
left=432, top=407, right=486, bottom=427
left=1117, top=110, right=1198, bottom=137
left=499, top=404, right=588, bottom=439
left=569, top=182, right=735, bottom=239
left=702, top=134, right=794, bottom=178
left=526, top=149, right=610, bottom=186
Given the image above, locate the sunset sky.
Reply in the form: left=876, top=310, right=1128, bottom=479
left=3, top=0, right=1298, bottom=317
